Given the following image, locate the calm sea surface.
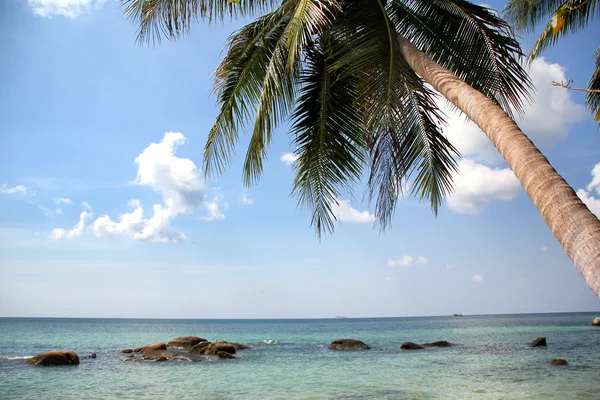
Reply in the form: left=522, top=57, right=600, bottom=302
left=1, top=313, right=599, bottom=399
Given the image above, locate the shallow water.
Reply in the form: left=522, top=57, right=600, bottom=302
left=1, top=313, right=599, bottom=399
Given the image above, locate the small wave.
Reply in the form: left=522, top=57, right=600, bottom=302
left=1, top=356, right=32, bottom=360
left=262, top=340, right=282, bottom=345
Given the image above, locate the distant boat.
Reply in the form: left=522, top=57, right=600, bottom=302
left=452, top=313, right=463, bottom=317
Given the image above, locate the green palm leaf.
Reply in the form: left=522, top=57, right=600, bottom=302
left=290, top=36, right=367, bottom=237
left=589, top=47, right=600, bottom=121
left=389, top=0, right=533, bottom=117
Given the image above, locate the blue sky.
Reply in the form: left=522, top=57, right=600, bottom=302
left=1, top=0, right=599, bottom=318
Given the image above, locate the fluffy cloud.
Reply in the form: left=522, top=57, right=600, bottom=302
left=472, top=274, right=485, bottom=283
left=90, top=132, right=223, bottom=243
left=51, top=133, right=223, bottom=244
left=26, top=0, right=106, bottom=18
left=241, top=191, right=254, bottom=205
left=0, top=184, right=27, bottom=195
left=577, top=162, right=600, bottom=217
left=540, top=246, right=549, bottom=252
left=332, top=199, right=375, bottom=223
left=280, top=153, right=299, bottom=166
left=447, top=159, right=521, bottom=215
left=51, top=210, right=91, bottom=240
left=441, top=58, right=585, bottom=164
left=388, top=255, right=428, bottom=267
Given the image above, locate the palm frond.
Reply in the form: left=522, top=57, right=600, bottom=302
left=504, top=0, right=599, bottom=32
left=290, top=37, right=367, bottom=237
left=388, top=0, right=533, bottom=118
left=121, top=0, right=279, bottom=44
left=204, top=6, right=293, bottom=178
left=242, top=0, right=338, bottom=186
left=589, top=47, right=600, bottom=122
left=525, top=1, right=599, bottom=60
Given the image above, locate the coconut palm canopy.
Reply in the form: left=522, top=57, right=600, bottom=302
left=122, top=0, right=532, bottom=236
left=504, top=0, right=600, bottom=122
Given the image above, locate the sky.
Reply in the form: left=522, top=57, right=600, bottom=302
left=1, top=0, right=599, bottom=319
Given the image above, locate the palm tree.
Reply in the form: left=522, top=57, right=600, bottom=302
left=504, top=0, right=599, bottom=123
left=122, top=0, right=600, bottom=296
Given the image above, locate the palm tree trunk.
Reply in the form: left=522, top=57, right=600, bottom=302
left=397, top=35, right=600, bottom=297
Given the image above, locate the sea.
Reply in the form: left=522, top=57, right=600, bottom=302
left=1, top=313, right=599, bottom=399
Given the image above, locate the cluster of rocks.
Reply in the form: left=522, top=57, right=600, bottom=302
left=119, top=336, right=252, bottom=362
left=26, top=325, right=597, bottom=367
left=327, top=336, right=569, bottom=366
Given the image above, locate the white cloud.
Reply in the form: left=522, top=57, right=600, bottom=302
left=540, top=246, right=549, bottom=252
left=241, top=191, right=254, bottom=205
left=37, top=205, right=54, bottom=216
left=89, top=132, right=223, bottom=243
left=82, top=201, right=92, bottom=211
left=446, top=264, right=453, bottom=269
left=416, top=256, right=429, bottom=265
left=280, top=153, right=299, bottom=166
left=332, top=199, right=375, bottom=223
left=54, top=197, right=72, bottom=205
left=447, top=159, right=521, bottom=215
left=0, top=184, right=27, bottom=195
left=441, top=58, right=585, bottom=164
left=576, top=162, right=600, bottom=218
left=472, top=274, right=484, bottom=283
left=388, top=255, right=413, bottom=267
left=55, top=208, right=63, bottom=215
left=26, top=0, right=106, bottom=18
left=51, top=210, right=91, bottom=240
left=93, top=199, right=185, bottom=244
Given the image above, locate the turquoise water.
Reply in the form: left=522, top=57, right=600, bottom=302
left=1, top=313, right=599, bottom=399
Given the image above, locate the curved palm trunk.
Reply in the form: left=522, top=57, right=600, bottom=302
left=398, top=36, right=600, bottom=297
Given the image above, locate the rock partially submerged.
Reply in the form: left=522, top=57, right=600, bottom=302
left=531, top=337, right=547, bottom=347
left=592, top=317, right=600, bottom=326
left=189, top=342, right=236, bottom=355
left=423, top=341, right=451, bottom=348
left=328, top=339, right=371, bottom=350
left=27, top=351, right=80, bottom=366
left=123, top=350, right=217, bottom=362
left=120, top=348, right=134, bottom=353
left=133, top=343, right=167, bottom=353
left=551, top=358, right=568, bottom=365
left=167, top=336, right=207, bottom=349
left=400, top=342, right=425, bottom=350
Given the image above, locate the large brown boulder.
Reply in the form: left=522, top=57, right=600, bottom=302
left=27, top=351, right=80, bottom=366
left=190, top=342, right=236, bottom=355
left=328, top=339, right=371, bottom=350
left=134, top=343, right=167, bottom=353
left=531, top=337, right=547, bottom=347
left=592, top=317, right=600, bottom=326
left=167, top=336, right=207, bottom=349
left=423, top=341, right=451, bottom=347
left=551, top=358, right=568, bottom=365
left=401, top=342, right=425, bottom=350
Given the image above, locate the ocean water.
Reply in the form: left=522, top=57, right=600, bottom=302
left=1, top=313, right=599, bottom=399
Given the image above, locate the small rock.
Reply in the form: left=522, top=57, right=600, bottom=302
left=120, top=349, right=134, bottom=353
left=592, top=317, right=600, bottom=326
left=531, top=337, right=547, bottom=347
left=82, top=353, right=96, bottom=359
left=328, top=339, right=371, bottom=351
left=27, top=351, right=80, bottom=366
left=551, top=358, right=568, bottom=365
left=423, top=341, right=451, bottom=347
left=401, top=342, right=425, bottom=350
left=135, top=343, right=167, bottom=353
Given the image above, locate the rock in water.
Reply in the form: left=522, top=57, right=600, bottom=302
left=551, top=358, right=568, bottom=365
left=592, top=317, right=600, bottom=326
left=189, top=342, right=237, bottom=355
left=422, top=341, right=451, bottom=347
left=531, top=337, right=547, bottom=347
left=217, top=351, right=236, bottom=359
left=27, top=351, right=80, bottom=366
left=230, top=342, right=251, bottom=350
left=328, top=339, right=371, bottom=350
left=400, top=342, right=425, bottom=350
left=134, top=343, right=167, bottom=353
left=167, top=336, right=207, bottom=349
left=120, top=349, right=134, bottom=353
